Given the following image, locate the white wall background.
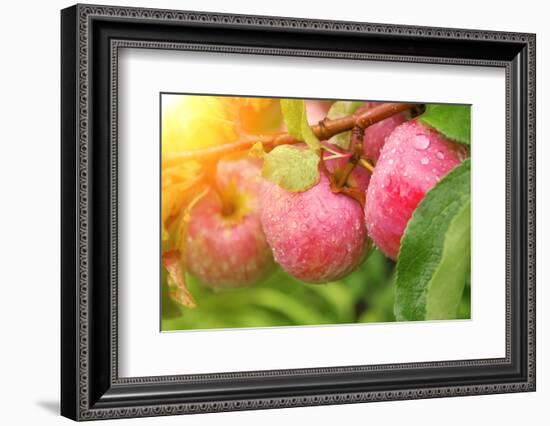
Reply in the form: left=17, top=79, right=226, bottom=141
left=0, top=0, right=546, bottom=424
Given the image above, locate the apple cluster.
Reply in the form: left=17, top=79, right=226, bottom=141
left=184, top=102, right=465, bottom=288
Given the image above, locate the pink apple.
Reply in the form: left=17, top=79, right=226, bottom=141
left=358, top=102, right=410, bottom=163
left=364, top=119, right=465, bottom=260
left=260, top=172, right=368, bottom=283
left=185, top=158, right=275, bottom=288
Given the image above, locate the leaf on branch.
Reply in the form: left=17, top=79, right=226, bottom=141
left=280, top=99, right=321, bottom=152
left=394, top=159, right=471, bottom=321
left=420, top=104, right=471, bottom=146
left=261, top=145, right=320, bottom=192
left=162, top=250, right=197, bottom=309
left=326, top=101, right=364, bottom=149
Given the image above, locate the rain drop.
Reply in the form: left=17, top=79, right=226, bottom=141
left=413, top=135, right=431, bottom=150
left=421, top=157, right=430, bottom=165
left=436, top=151, right=445, bottom=160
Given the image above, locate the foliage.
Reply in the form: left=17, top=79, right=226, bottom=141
left=259, top=144, right=320, bottom=192
left=280, top=99, right=321, bottom=151
left=420, top=104, right=471, bottom=146
left=394, top=160, right=471, bottom=320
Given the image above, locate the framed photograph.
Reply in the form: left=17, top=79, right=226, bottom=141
left=61, top=4, right=536, bottom=421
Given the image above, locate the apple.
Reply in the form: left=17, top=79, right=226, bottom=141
left=364, top=119, right=465, bottom=259
left=185, top=158, right=275, bottom=288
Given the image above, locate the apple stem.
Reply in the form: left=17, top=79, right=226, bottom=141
left=335, top=161, right=356, bottom=187
left=359, top=158, right=375, bottom=173
left=217, top=187, right=235, bottom=216
left=334, top=126, right=366, bottom=187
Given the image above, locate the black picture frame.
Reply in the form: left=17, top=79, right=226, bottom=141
left=61, top=3, right=536, bottom=421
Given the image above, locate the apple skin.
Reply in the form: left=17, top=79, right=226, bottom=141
left=358, top=102, right=410, bottom=163
left=260, top=172, right=369, bottom=284
left=305, top=100, right=333, bottom=125
left=185, top=158, right=275, bottom=289
left=216, top=156, right=263, bottom=191
left=364, top=119, right=464, bottom=260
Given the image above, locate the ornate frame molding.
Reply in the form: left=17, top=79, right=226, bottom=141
left=61, top=4, right=536, bottom=420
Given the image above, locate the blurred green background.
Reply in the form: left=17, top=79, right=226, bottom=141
left=161, top=248, right=471, bottom=331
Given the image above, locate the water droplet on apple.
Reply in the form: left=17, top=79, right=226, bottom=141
left=413, top=135, right=430, bottom=150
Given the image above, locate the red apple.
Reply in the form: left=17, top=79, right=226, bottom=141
left=185, top=158, right=275, bottom=288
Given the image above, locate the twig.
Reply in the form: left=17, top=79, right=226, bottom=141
left=163, top=102, right=419, bottom=166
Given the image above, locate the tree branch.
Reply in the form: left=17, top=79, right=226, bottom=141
left=163, top=102, right=420, bottom=166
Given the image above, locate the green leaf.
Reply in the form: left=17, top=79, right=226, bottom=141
left=394, top=159, right=471, bottom=321
left=261, top=144, right=320, bottom=192
left=326, top=101, right=364, bottom=149
left=419, top=104, right=471, bottom=146
left=280, top=99, right=321, bottom=151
